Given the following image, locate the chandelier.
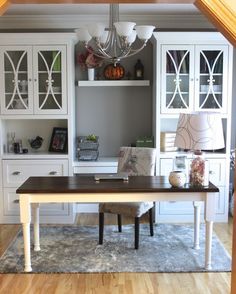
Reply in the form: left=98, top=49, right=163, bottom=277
left=75, top=4, right=155, bottom=65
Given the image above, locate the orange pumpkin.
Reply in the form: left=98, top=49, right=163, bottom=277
left=104, top=63, right=125, bottom=80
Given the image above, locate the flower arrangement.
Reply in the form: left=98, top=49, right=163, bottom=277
left=77, top=48, right=103, bottom=70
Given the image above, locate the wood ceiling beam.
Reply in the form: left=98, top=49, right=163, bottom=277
left=0, top=0, right=10, bottom=16
left=195, top=0, right=236, bottom=47
left=9, top=0, right=195, bottom=3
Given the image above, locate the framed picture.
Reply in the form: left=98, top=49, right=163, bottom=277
left=49, top=127, right=68, bottom=153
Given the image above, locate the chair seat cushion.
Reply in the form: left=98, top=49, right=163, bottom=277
left=99, top=202, right=154, bottom=218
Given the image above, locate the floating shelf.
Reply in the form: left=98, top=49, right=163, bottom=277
left=77, top=80, right=150, bottom=87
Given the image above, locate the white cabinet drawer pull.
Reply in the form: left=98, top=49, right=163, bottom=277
left=12, top=171, right=21, bottom=175
left=209, top=170, right=215, bottom=175
left=13, top=199, right=19, bottom=203
left=49, top=171, right=58, bottom=175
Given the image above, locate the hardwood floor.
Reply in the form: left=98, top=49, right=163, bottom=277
left=0, top=214, right=233, bottom=294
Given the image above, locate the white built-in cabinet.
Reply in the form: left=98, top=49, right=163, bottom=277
left=0, top=33, right=76, bottom=224
left=161, top=44, right=228, bottom=114
left=0, top=45, right=67, bottom=115
left=153, top=32, right=233, bottom=222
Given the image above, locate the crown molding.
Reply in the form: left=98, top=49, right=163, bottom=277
left=0, top=13, right=213, bottom=29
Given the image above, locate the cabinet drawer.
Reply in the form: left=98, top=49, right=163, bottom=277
left=3, top=159, right=68, bottom=187
left=3, top=188, right=70, bottom=217
left=74, top=166, right=117, bottom=174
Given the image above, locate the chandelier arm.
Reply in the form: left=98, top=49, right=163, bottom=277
left=119, top=42, right=147, bottom=59
left=85, top=43, right=112, bottom=59
left=77, top=4, right=154, bottom=66
left=95, top=42, right=113, bottom=58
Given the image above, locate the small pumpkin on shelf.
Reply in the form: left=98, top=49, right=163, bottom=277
left=103, top=63, right=125, bottom=80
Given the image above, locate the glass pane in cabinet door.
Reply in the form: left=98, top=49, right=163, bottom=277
left=198, top=50, right=223, bottom=109
left=4, top=50, right=29, bottom=110
left=37, top=50, right=62, bottom=110
left=165, top=50, right=190, bottom=109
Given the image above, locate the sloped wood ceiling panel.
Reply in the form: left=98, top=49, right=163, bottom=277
left=0, top=0, right=10, bottom=15
left=195, top=0, right=236, bottom=47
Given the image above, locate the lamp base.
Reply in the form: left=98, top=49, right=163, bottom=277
left=189, top=154, right=209, bottom=187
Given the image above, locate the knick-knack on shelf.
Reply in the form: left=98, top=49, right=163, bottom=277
left=134, top=59, right=144, bottom=80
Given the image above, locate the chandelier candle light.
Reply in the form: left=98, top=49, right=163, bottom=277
left=75, top=4, right=155, bottom=66
left=174, top=112, right=225, bottom=186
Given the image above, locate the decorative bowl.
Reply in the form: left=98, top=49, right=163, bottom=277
left=169, top=171, right=186, bottom=187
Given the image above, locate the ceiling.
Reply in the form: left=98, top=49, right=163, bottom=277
left=5, top=4, right=200, bottom=16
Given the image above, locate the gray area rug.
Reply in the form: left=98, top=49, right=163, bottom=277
left=0, top=224, right=231, bottom=273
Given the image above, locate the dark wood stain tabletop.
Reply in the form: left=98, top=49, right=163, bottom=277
left=16, top=176, right=219, bottom=194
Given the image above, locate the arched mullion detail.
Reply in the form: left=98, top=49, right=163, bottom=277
left=38, top=51, right=61, bottom=110
left=166, top=50, right=189, bottom=109
left=175, top=50, right=189, bottom=109
left=5, top=51, right=28, bottom=110
left=199, top=51, right=222, bottom=109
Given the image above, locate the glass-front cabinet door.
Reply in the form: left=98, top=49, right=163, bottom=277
left=0, top=46, right=34, bottom=114
left=33, top=45, right=67, bottom=114
left=195, top=45, right=228, bottom=113
left=161, top=45, right=194, bottom=113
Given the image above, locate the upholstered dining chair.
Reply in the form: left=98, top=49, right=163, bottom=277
left=98, top=146, right=157, bottom=249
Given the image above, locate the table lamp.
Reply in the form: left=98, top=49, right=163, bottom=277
left=174, top=112, right=225, bottom=186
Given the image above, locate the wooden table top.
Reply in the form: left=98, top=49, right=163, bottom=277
left=16, top=176, right=219, bottom=194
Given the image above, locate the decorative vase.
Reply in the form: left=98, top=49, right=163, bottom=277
left=88, top=68, right=95, bottom=81
left=189, top=155, right=209, bottom=187
left=169, top=171, right=186, bottom=187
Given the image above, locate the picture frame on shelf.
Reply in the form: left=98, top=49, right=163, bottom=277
left=49, top=127, right=67, bottom=153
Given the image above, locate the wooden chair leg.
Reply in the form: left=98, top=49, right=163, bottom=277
left=149, top=208, right=154, bottom=236
left=135, top=217, right=140, bottom=249
left=99, top=212, right=104, bottom=244
left=117, top=214, right=122, bottom=232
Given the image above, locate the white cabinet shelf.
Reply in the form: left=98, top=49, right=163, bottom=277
left=77, top=80, right=150, bottom=87
left=2, top=152, right=69, bottom=160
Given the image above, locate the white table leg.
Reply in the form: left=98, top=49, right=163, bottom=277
left=193, top=201, right=201, bottom=249
left=32, top=203, right=40, bottom=251
left=22, top=223, right=32, bottom=272
left=204, top=192, right=216, bottom=270
left=205, top=221, right=213, bottom=270
left=20, top=194, right=32, bottom=272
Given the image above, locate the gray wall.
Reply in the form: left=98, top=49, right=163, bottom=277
left=75, top=44, right=153, bottom=157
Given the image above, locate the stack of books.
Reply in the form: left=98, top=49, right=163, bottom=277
left=160, top=132, right=178, bottom=152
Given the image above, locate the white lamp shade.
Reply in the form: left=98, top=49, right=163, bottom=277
left=87, top=23, right=106, bottom=38
left=174, top=112, right=225, bottom=151
left=135, top=25, right=155, bottom=40
left=114, top=22, right=136, bottom=37
left=127, top=30, right=137, bottom=44
left=75, top=28, right=91, bottom=42
left=100, top=31, right=109, bottom=44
